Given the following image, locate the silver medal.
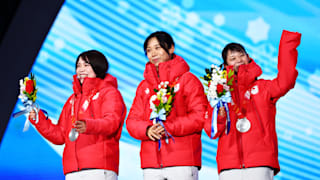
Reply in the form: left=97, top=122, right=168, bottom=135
left=236, top=118, right=251, bottom=133
left=69, top=128, right=79, bottom=141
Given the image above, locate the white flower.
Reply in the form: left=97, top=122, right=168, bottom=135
left=18, top=94, right=28, bottom=102
left=150, top=104, right=156, bottom=111
left=208, top=85, right=217, bottom=98
left=19, top=79, right=25, bottom=94
left=149, top=95, right=157, bottom=111
left=208, top=83, right=218, bottom=99
left=212, top=70, right=217, bottom=75
left=18, top=79, right=27, bottom=102
left=211, top=64, right=218, bottom=69
left=150, top=94, right=157, bottom=103
left=209, top=86, right=217, bottom=93
left=208, top=88, right=217, bottom=99
left=160, top=88, right=167, bottom=94
left=211, top=76, right=219, bottom=85
left=19, top=79, right=24, bottom=87
left=220, top=78, right=226, bottom=84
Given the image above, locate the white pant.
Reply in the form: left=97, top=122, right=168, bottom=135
left=65, top=169, right=117, bottom=180
left=219, top=167, right=273, bottom=180
left=143, top=166, right=198, bottom=180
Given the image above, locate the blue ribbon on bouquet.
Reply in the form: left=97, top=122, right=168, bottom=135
left=12, top=100, right=48, bottom=132
left=150, top=108, right=174, bottom=150
left=209, top=91, right=232, bottom=138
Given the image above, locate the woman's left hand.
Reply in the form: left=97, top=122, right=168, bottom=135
left=75, top=120, right=87, bottom=133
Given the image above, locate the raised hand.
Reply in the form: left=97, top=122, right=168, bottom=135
left=29, top=109, right=36, bottom=120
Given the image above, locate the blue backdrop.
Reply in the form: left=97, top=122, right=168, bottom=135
left=1, top=0, right=319, bottom=179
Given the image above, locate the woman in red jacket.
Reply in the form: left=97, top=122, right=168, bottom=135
left=126, top=31, right=207, bottom=180
left=29, top=50, right=126, bottom=180
left=204, top=30, right=301, bottom=180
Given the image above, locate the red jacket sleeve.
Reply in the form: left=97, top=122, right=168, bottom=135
left=126, top=81, right=152, bottom=141
left=31, top=101, right=69, bottom=145
left=165, top=73, right=207, bottom=136
left=84, top=88, right=126, bottom=137
left=269, top=30, right=301, bottom=99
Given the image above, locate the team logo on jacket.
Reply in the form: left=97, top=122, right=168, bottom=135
left=174, top=83, right=180, bottom=93
left=69, top=97, right=74, bottom=104
left=251, top=85, right=259, bottom=95
left=82, top=100, right=89, bottom=111
left=82, top=92, right=99, bottom=111
left=92, top=92, right=99, bottom=100
left=245, top=90, right=251, bottom=100
left=245, top=85, right=259, bottom=100
left=204, top=111, right=209, bottom=119
left=145, top=88, right=150, bottom=94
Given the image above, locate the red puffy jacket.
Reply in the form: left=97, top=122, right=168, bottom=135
left=126, top=55, right=207, bottom=169
left=31, top=74, right=126, bottom=175
left=204, top=30, right=301, bottom=175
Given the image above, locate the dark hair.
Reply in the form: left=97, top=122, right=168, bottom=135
left=76, top=50, right=109, bottom=79
left=221, top=43, right=247, bottom=65
left=143, top=31, right=175, bottom=56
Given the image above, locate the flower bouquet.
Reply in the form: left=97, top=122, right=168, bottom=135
left=201, top=65, right=234, bottom=137
left=12, top=73, right=41, bottom=131
left=149, top=81, right=178, bottom=149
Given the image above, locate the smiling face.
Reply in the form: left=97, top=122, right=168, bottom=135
left=146, top=37, right=174, bottom=67
left=76, top=57, right=96, bottom=84
left=225, top=50, right=250, bottom=73
left=222, top=43, right=250, bottom=73
left=226, top=50, right=250, bottom=67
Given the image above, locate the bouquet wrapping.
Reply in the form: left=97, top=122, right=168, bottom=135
left=149, top=81, right=178, bottom=149
left=201, top=65, right=234, bottom=137
left=12, top=73, right=46, bottom=131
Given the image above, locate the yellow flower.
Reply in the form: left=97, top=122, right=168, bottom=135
left=24, top=77, right=29, bottom=85
left=222, top=70, right=227, bottom=79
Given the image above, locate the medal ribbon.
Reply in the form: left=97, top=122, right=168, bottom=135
left=231, top=103, right=245, bottom=119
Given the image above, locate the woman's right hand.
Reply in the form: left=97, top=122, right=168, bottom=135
left=218, top=107, right=226, bottom=117
left=29, top=109, right=36, bottom=121
left=147, top=123, right=165, bottom=141
left=233, top=62, right=243, bottom=73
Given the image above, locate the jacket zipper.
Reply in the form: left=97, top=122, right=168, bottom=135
left=235, top=82, right=245, bottom=169
left=75, top=93, right=83, bottom=171
left=238, top=133, right=245, bottom=169
left=157, top=141, right=163, bottom=168
left=251, top=98, right=265, bottom=135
